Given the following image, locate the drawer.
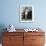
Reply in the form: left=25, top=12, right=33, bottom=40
left=3, top=36, right=23, bottom=42
left=3, top=32, right=23, bottom=36
left=3, top=43, right=23, bottom=46
left=32, top=36, right=45, bottom=44
left=3, top=35, right=23, bottom=44
left=32, top=44, right=44, bottom=46
left=24, top=32, right=44, bottom=36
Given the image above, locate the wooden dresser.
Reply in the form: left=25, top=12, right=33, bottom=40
left=2, top=29, right=45, bottom=46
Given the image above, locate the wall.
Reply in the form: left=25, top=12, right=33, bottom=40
left=0, top=0, right=46, bottom=29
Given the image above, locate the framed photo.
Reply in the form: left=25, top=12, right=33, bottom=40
left=20, top=5, right=34, bottom=22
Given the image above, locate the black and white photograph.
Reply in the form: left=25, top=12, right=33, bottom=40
left=20, top=5, right=34, bottom=22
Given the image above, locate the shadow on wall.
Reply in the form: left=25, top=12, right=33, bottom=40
left=0, top=24, right=7, bottom=43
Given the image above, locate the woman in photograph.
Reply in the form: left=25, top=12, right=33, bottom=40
left=22, top=7, right=32, bottom=20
